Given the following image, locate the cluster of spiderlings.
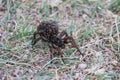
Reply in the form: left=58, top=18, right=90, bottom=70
left=37, top=20, right=60, bottom=43
left=36, top=20, right=65, bottom=48
left=36, top=20, right=59, bottom=42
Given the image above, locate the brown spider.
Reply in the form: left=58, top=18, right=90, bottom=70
left=32, top=20, right=83, bottom=63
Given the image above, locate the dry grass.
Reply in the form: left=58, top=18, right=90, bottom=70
left=0, top=0, right=120, bottom=80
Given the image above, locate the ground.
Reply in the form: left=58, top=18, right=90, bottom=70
left=0, top=0, right=120, bottom=80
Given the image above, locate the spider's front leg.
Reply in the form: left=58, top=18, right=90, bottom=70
left=57, top=48, right=65, bottom=63
left=59, top=30, right=83, bottom=56
left=49, top=44, right=65, bottom=63
left=32, top=31, right=41, bottom=46
left=48, top=43, right=55, bottom=63
left=57, top=30, right=68, bottom=38
left=67, top=36, right=83, bottom=56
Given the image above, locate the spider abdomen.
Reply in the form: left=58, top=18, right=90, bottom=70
left=37, top=20, right=59, bottom=42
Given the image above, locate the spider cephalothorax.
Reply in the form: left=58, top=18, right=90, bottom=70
left=32, top=20, right=83, bottom=63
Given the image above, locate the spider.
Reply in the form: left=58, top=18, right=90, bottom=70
left=32, top=20, right=83, bottom=63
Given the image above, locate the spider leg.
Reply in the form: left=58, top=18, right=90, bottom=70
left=57, top=48, right=65, bottom=63
left=50, top=48, right=54, bottom=60
left=57, top=30, right=68, bottom=38
left=49, top=44, right=65, bottom=63
left=32, top=37, right=41, bottom=46
left=59, top=30, right=83, bottom=55
left=32, top=31, right=40, bottom=45
left=48, top=43, right=55, bottom=63
left=33, top=31, right=39, bottom=39
left=67, top=36, right=83, bottom=56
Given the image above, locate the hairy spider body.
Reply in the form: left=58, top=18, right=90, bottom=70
left=32, top=20, right=59, bottom=44
left=32, top=20, right=83, bottom=63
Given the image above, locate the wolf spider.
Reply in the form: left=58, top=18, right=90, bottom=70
left=32, top=20, right=83, bottom=63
